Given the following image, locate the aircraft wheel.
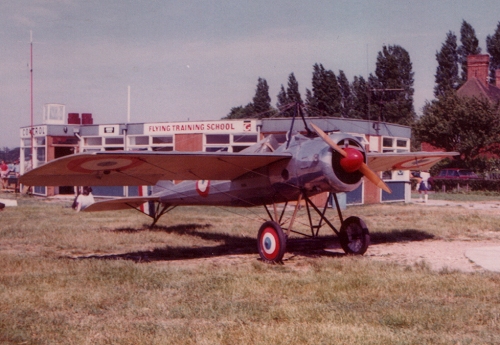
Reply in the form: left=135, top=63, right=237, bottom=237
left=339, top=216, right=370, bottom=255
left=257, top=221, right=286, bottom=263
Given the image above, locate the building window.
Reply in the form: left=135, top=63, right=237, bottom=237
left=105, top=137, right=124, bottom=145
left=206, top=134, right=230, bottom=144
left=151, top=135, right=174, bottom=151
left=152, top=136, right=173, bottom=144
left=204, top=133, right=258, bottom=152
left=233, top=134, right=258, bottom=143
left=85, top=137, right=102, bottom=146
left=129, top=136, right=149, bottom=146
left=382, top=137, right=393, bottom=149
left=382, top=137, right=409, bottom=153
left=397, top=139, right=408, bottom=148
left=36, top=147, right=45, bottom=164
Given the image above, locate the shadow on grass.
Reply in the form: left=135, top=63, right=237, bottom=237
left=76, top=224, right=435, bottom=263
left=370, top=229, right=435, bottom=244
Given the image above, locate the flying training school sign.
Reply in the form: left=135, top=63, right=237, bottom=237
left=144, top=120, right=256, bottom=135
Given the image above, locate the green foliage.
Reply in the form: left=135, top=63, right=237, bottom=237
left=337, top=70, right=352, bottom=117
left=224, top=103, right=255, bottom=119
left=413, top=92, right=500, bottom=171
left=223, top=78, right=276, bottom=119
left=252, top=77, right=272, bottom=116
left=227, top=45, right=417, bottom=125
left=371, top=45, right=416, bottom=125
left=434, top=31, right=459, bottom=97
left=277, top=73, right=302, bottom=117
left=350, top=75, right=369, bottom=119
left=0, top=147, right=20, bottom=163
left=305, top=63, right=341, bottom=117
left=458, top=20, right=481, bottom=84
left=432, top=178, right=500, bottom=192
left=486, top=21, right=500, bottom=83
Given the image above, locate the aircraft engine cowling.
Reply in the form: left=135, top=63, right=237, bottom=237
left=268, top=132, right=372, bottom=200
left=279, top=133, right=366, bottom=196
left=318, top=135, right=365, bottom=193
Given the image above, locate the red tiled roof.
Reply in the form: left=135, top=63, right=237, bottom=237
left=457, top=77, right=500, bottom=102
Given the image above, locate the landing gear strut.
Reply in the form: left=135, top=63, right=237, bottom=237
left=258, top=192, right=370, bottom=263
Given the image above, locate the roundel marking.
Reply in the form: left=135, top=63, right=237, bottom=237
left=67, top=156, right=144, bottom=173
left=260, top=227, right=280, bottom=260
left=196, top=180, right=210, bottom=197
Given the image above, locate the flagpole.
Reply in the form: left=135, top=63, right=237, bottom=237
left=30, top=30, right=34, bottom=166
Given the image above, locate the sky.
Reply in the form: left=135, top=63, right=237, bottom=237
left=1, top=0, right=499, bottom=148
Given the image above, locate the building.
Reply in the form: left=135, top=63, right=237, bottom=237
left=19, top=112, right=412, bottom=205
left=457, top=54, right=500, bottom=102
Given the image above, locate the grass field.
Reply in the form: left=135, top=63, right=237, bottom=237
left=1, top=193, right=500, bottom=344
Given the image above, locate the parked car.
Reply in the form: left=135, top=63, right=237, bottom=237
left=436, top=168, right=479, bottom=180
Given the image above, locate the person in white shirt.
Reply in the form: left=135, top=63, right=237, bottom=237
left=73, top=186, right=95, bottom=211
left=418, top=171, right=431, bottom=203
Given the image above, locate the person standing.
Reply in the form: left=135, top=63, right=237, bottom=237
left=0, top=161, right=9, bottom=190
left=418, top=170, right=431, bottom=203
left=73, top=186, right=95, bottom=211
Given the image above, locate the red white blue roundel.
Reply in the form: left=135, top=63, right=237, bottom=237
left=196, top=180, right=210, bottom=197
left=261, top=227, right=279, bottom=260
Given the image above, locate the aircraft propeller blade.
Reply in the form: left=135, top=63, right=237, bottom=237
left=310, top=123, right=392, bottom=194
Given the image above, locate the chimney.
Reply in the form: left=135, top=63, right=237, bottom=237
left=467, top=54, right=489, bottom=86
left=496, top=70, right=500, bottom=87
left=81, top=113, right=93, bottom=125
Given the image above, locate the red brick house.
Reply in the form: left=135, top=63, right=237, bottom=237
left=457, top=54, right=500, bottom=102
left=422, top=54, right=500, bottom=154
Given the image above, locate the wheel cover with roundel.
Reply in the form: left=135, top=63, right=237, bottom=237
left=261, top=227, right=279, bottom=260
left=257, top=221, right=286, bottom=263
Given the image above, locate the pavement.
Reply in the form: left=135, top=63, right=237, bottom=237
left=465, top=247, right=500, bottom=273
left=411, top=197, right=500, bottom=273
left=410, top=197, right=500, bottom=211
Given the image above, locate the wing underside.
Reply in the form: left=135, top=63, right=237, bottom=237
left=367, top=151, right=458, bottom=172
left=83, top=196, right=161, bottom=212
left=20, top=151, right=291, bottom=186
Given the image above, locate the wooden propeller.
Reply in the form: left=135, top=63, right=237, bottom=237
left=310, top=123, right=392, bottom=194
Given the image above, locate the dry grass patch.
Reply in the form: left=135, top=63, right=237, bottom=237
left=1, top=194, right=500, bottom=344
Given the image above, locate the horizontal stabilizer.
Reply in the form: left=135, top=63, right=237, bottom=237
left=83, top=196, right=161, bottom=212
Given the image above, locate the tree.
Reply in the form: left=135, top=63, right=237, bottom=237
left=337, top=70, right=352, bottom=117
left=486, top=21, right=500, bottom=84
left=277, top=73, right=302, bottom=117
left=350, top=75, right=370, bottom=119
left=458, top=20, right=481, bottom=84
left=223, top=78, right=277, bottom=119
left=252, top=77, right=272, bottom=117
left=224, top=103, right=255, bottom=119
left=286, top=73, right=302, bottom=105
left=434, top=31, right=460, bottom=97
left=372, top=45, right=416, bottom=125
left=276, top=85, right=291, bottom=116
left=305, top=63, right=341, bottom=117
left=413, top=92, right=500, bottom=171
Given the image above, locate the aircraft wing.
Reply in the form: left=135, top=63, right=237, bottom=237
left=20, top=151, right=292, bottom=187
left=367, top=151, right=458, bottom=172
left=83, top=196, right=160, bottom=212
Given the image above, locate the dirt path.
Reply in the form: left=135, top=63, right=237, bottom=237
left=366, top=239, right=500, bottom=272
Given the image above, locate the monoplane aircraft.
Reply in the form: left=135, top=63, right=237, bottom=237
left=21, top=117, right=456, bottom=263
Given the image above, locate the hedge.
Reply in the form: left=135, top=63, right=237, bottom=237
left=431, top=178, right=500, bottom=192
